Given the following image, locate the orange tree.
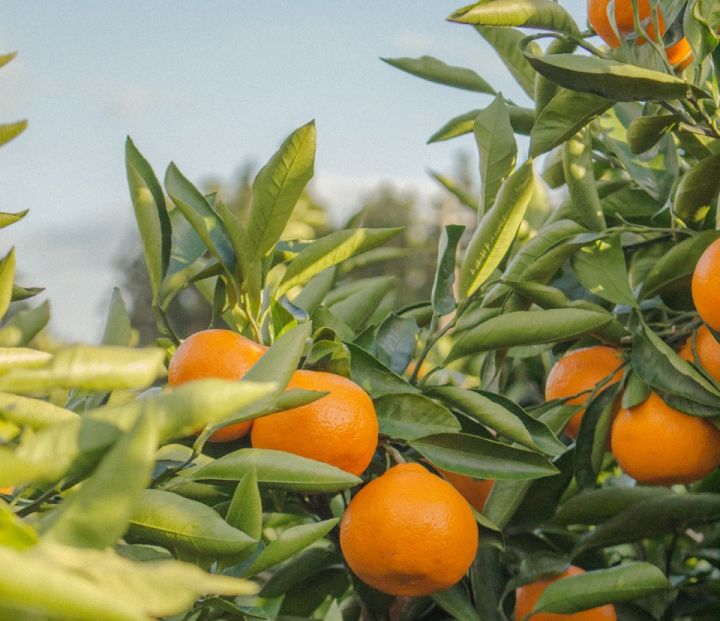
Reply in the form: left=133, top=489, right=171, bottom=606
left=4, top=1, right=720, bottom=620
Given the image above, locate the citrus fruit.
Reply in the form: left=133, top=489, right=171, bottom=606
left=515, top=565, right=617, bottom=620
left=692, top=237, right=720, bottom=332
left=611, top=391, right=720, bottom=485
left=679, top=325, right=720, bottom=383
left=339, top=463, right=478, bottom=596
left=251, top=369, right=378, bottom=476
left=588, top=0, right=664, bottom=48
left=545, top=346, right=624, bottom=441
left=666, top=37, right=693, bottom=69
left=437, top=468, right=494, bottom=513
left=168, top=329, right=267, bottom=442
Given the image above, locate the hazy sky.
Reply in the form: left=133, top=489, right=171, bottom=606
left=0, top=2, right=587, bottom=342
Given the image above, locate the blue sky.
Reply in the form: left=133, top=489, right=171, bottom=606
left=0, top=2, right=587, bottom=342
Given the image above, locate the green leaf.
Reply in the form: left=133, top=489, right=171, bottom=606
left=277, top=227, right=402, bottom=298
left=226, top=471, right=262, bottom=540
left=0, top=248, right=16, bottom=322
left=245, top=322, right=310, bottom=390
left=410, top=433, right=559, bottom=480
left=530, top=91, right=612, bottom=158
left=260, top=545, right=337, bottom=597
left=375, top=393, right=461, bottom=441
left=0, top=120, right=27, bottom=148
left=447, top=309, right=612, bottom=363
left=459, top=159, right=534, bottom=299
left=42, top=413, right=158, bottom=549
left=449, top=0, right=581, bottom=37
left=430, top=387, right=565, bottom=456
left=247, top=121, right=316, bottom=256
left=165, top=162, right=235, bottom=270
left=475, top=94, right=518, bottom=214
left=0, top=299, right=50, bottom=347
left=166, top=205, right=206, bottom=276
left=101, top=288, right=132, bottom=347
left=242, top=519, right=338, bottom=577
left=429, top=170, right=479, bottom=210
left=550, top=487, right=672, bottom=526
left=291, top=267, right=335, bottom=315
left=0, top=210, right=28, bottom=230
left=531, top=563, right=669, bottom=616
left=347, top=343, right=420, bottom=398
left=640, top=230, right=720, bottom=302
left=381, top=56, right=495, bottom=94
left=523, top=48, right=709, bottom=102
left=187, top=448, right=361, bottom=493
left=0, top=346, right=165, bottom=394
left=215, top=199, right=259, bottom=293
left=375, top=313, right=420, bottom=375
left=562, top=127, right=606, bottom=231
left=432, top=225, right=466, bottom=316
left=125, top=138, right=171, bottom=300
left=428, top=104, right=534, bottom=143
left=128, top=489, right=256, bottom=556
left=0, top=392, right=79, bottom=429
left=0, top=51, right=17, bottom=69
left=475, top=26, right=540, bottom=100
left=329, top=276, right=396, bottom=333
left=626, top=114, right=678, bottom=155
left=675, top=153, right=720, bottom=225
left=0, top=502, right=38, bottom=551
left=571, top=236, right=635, bottom=306
left=432, top=583, right=481, bottom=621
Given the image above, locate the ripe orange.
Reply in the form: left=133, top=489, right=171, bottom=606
left=0, top=487, right=12, bottom=495
left=679, top=325, right=720, bottom=382
left=515, top=565, right=617, bottom=620
left=587, top=0, right=664, bottom=49
left=168, top=329, right=267, bottom=442
left=251, top=369, right=378, bottom=476
left=437, top=468, right=494, bottom=513
left=666, top=37, right=693, bottom=69
left=611, top=391, right=720, bottom=485
left=339, top=463, right=478, bottom=596
left=545, top=346, right=624, bottom=441
left=692, top=237, right=720, bottom=332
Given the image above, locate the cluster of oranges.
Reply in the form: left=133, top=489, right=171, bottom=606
left=168, top=329, right=480, bottom=597
left=588, top=0, right=693, bottom=69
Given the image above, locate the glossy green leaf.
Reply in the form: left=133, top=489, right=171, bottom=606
left=0, top=248, right=16, bottom=322
left=563, top=127, right=606, bottom=231
left=626, top=114, right=678, bottom=155
left=573, top=387, right=619, bottom=490
left=381, top=56, right=495, bottom=94
left=277, top=227, right=402, bottom=298
left=447, top=309, right=612, bottom=363
left=530, top=90, right=612, bottom=157
left=0, top=52, right=17, bottom=69
left=0, top=346, right=165, bottom=394
left=534, top=37, right=577, bottom=116
left=375, top=393, right=460, bottom=441
left=375, top=313, right=420, bottom=375
left=475, top=26, right=540, bottom=100
left=128, top=489, right=256, bottom=556
left=215, top=199, right=257, bottom=289
left=675, top=153, right=720, bottom=224
left=125, top=138, right=171, bottom=300
left=166, top=205, right=206, bottom=277
left=226, top=471, right=262, bottom=540
left=0, top=299, right=50, bottom=347
left=242, top=519, right=338, bottom=577
left=428, top=104, right=534, bottom=143
left=247, top=121, right=316, bottom=256
left=101, top=288, right=132, bottom=347
left=42, top=412, right=158, bottom=548
left=640, top=230, right=719, bottom=301
left=531, top=563, right=669, bottom=616
left=432, top=583, right=481, bottom=621
left=432, top=225, right=465, bottom=316
left=0, top=392, right=79, bottom=429
left=165, top=162, right=235, bottom=269
left=571, top=236, right=635, bottom=306
left=347, top=343, right=420, bottom=398
left=475, top=94, right=517, bottom=214
left=291, top=267, right=335, bottom=315
left=12, top=284, right=42, bottom=302
left=429, top=387, right=564, bottom=456
left=187, top=448, right=361, bottom=493
left=0, top=120, right=27, bottom=148
left=522, top=49, right=708, bottom=101
left=410, top=433, right=559, bottom=480
left=459, top=159, right=534, bottom=299
left=328, top=276, right=395, bottom=333
left=260, top=546, right=337, bottom=598
left=551, top=487, right=673, bottom=526
left=449, top=0, right=581, bottom=37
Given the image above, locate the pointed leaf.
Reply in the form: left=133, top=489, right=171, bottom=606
left=375, top=393, right=461, bottom=441
left=476, top=26, right=540, bottom=99
left=571, top=236, right=635, bottom=306
left=0, top=248, right=16, bottom=321
left=382, top=56, right=495, bottom=94
left=0, top=120, right=27, bottom=148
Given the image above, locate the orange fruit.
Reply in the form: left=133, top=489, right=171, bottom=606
left=545, top=346, right=624, bottom=441
left=168, top=329, right=267, bottom=442
left=251, top=369, right=378, bottom=476
left=666, top=37, right=693, bottom=69
left=339, top=463, right=478, bottom=596
left=515, top=565, right=617, bottom=620
left=611, top=391, right=720, bottom=485
left=588, top=0, right=664, bottom=49
left=679, top=325, right=720, bottom=382
left=692, top=237, right=720, bottom=332
left=437, top=468, right=494, bottom=513
left=0, top=487, right=12, bottom=495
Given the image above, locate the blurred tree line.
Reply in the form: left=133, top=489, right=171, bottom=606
left=117, top=155, right=479, bottom=345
